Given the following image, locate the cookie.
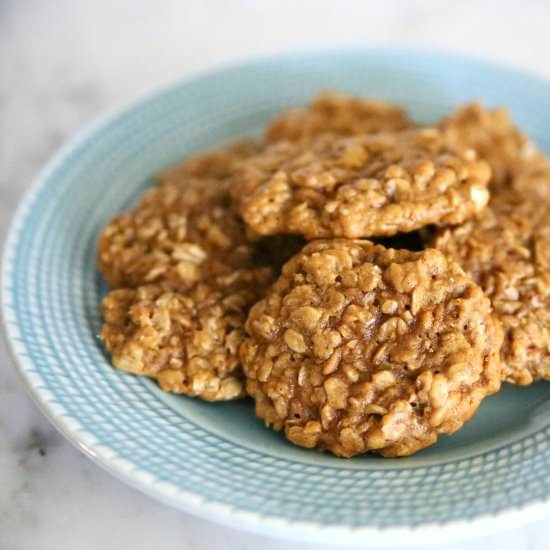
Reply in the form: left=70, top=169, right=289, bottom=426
left=511, top=154, right=550, bottom=202
left=439, top=102, right=537, bottom=187
left=433, top=184, right=550, bottom=385
left=241, top=240, right=502, bottom=457
left=98, top=137, right=269, bottom=289
left=98, top=163, right=306, bottom=400
left=157, top=140, right=261, bottom=185
left=232, top=129, right=491, bottom=240
left=266, top=93, right=409, bottom=143
left=97, top=180, right=253, bottom=289
left=101, top=265, right=273, bottom=401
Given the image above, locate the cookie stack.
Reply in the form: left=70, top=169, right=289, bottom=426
left=98, top=93, right=550, bottom=457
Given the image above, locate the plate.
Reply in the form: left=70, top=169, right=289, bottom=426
left=2, top=48, right=550, bottom=546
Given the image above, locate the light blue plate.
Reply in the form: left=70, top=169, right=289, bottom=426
left=2, top=49, right=550, bottom=546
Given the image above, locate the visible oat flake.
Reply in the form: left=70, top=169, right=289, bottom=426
left=241, top=240, right=501, bottom=457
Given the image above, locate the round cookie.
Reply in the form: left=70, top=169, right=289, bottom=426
left=241, top=240, right=502, bottom=457
left=512, top=154, right=550, bottom=202
left=266, top=93, right=409, bottom=143
left=98, top=167, right=305, bottom=400
left=438, top=102, right=537, bottom=187
left=98, top=135, right=266, bottom=290
left=101, top=267, right=272, bottom=401
left=156, top=140, right=261, bottom=186
left=433, top=185, right=550, bottom=385
left=232, top=129, right=491, bottom=240
left=98, top=180, right=254, bottom=289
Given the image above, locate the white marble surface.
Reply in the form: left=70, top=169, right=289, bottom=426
left=2, top=1, right=550, bottom=548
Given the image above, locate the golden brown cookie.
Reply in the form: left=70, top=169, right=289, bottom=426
left=438, top=102, right=537, bottom=186
left=512, top=154, right=550, bottom=202
left=157, top=140, right=261, bottom=185
left=101, top=268, right=273, bottom=401
left=433, top=183, right=550, bottom=385
left=266, top=93, right=409, bottom=143
left=98, top=139, right=269, bottom=289
left=232, top=129, right=491, bottom=240
left=241, top=240, right=502, bottom=457
left=98, top=166, right=304, bottom=400
left=97, top=180, right=254, bottom=289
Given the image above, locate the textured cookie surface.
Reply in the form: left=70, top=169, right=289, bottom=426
left=232, top=129, right=491, bottom=240
left=511, top=154, right=550, bottom=202
left=439, top=103, right=536, bottom=186
left=101, top=269, right=273, bottom=401
left=99, top=152, right=303, bottom=400
left=433, top=184, right=550, bottom=385
left=266, top=93, right=409, bottom=143
left=98, top=180, right=256, bottom=289
left=241, top=240, right=501, bottom=457
left=157, top=140, right=261, bottom=185
left=98, top=138, right=264, bottom=289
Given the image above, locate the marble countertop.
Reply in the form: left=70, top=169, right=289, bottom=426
left=2, top=1, right=550, bottom=548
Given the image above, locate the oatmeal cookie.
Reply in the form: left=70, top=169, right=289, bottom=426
left=241, top=240, right=502, bottom=457
left=98, top=180, right=254, bottom=288
left=101, top=267, right=272, bottom=400
left=157, top=140, right=261, bottom=185
left=232, top=129, right=491, bottom=240
left=266, top=93, right=409, bottom=143
left=98, top=137, right=264, bottom=289
left=439, top=103, right=537, bottom=186
left=98, top=141, right=306, bottom=400
left=512, top=154, right=550, bottom=202
left=433, top=185, right=550, bottom=385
